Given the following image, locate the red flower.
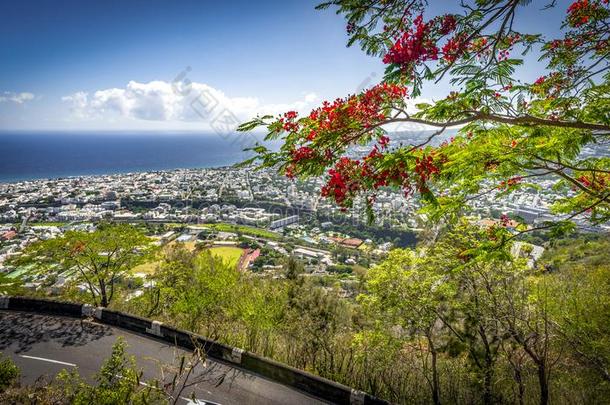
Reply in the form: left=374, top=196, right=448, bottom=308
left=439, top=14, right=457, bottom=35
left=284, top=164, right=296, bottom=179
left=303, top=83, right=406, bottom=138
left=442, top=34, right=469, bottom=63
left=577, top=174, right=609, bottom=191
left=500, top=214, right=511, bottom=227
left=383, top=15, right=439, bottom=67
left=366, top=147, right=383, bottom=160
left=414, top=154, right=441, bottom=185
left=321, top=157, right=361, bottom=205
left=567, top=0, right=598, bottom=27
left=284, top=111, right=298, bottom=120
left=291, top=146, right=316, bottom=162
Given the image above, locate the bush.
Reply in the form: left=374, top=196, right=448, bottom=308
left=327, top=264, right=353, bottom=274
left=0, top=355, right=20, bottom=391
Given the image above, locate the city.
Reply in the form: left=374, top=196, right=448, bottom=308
left=3, top=153, right=606, bottom=302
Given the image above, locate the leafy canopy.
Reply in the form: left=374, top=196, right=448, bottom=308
left=239, top=0, right=610, bottom=231
left=13, top=223, right=155, bottom=307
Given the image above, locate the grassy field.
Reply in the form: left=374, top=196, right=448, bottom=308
left=29, top=222, right=68, bottom=227
left=198, top=223, right=280, bottom=240
left=207, top=246, right=244, bottom=267
left=130, top=261, right=160, bottom=275
left=130, top=242, right=245, bottom=276
left=167, top=240, right=198, bottom=252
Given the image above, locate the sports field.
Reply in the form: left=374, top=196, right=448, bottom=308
left=207, top=246, right=244, bottom=267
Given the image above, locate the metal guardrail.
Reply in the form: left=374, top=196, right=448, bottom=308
left=1, top=296, right=388, bottom=405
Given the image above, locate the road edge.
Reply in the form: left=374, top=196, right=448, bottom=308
left=0, top=296, right=389, bottom=405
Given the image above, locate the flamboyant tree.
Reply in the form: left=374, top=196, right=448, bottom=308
left=239, top=0, right=609, bottom=233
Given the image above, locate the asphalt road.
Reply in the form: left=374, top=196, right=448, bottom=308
left=0, top=311, right=328, bottom=405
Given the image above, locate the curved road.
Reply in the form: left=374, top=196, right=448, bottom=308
left=0, top=311, right=328, bottom=405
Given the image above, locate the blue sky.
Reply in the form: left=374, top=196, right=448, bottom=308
left=0, top=0, right=571, bottom=131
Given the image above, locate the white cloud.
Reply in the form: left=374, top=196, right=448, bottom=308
left=0, top=91, right=35, bottom=104
left=61, top=91, right=89, bottom=119
left=61, top=80, right=320, bottom=130
left=59, top=80, right=444, bottom=134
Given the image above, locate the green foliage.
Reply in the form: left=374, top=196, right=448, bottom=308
left=148, top=246, right=240, bottom=334
left=103, top=225, right=610, bottom=404
left=542, top=236, right=610, bottom=386
left=202, top=223, right=280, bottom=240
left=0, top=355, right=19, bottom=392
left=357, top=222, right=610, bottom=403
left=57, top=339, right=164, bottom=405
left=327, top=264, right=353, bottom=274
left=12, top=223, right=156, bottom=307
left=0, top=273, right=25, bottom=296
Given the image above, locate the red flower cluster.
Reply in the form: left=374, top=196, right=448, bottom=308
left=284, top=146, right=318, bottom=178
left=382, top=13, right=464, bottom=68
left=279, top=110, right=300, bottom=132
left=442, top=34, right=469, bottom=63
left=321, top=151, right=410, bottom=206
left=414, top=153, right=441, bottom=182
left=321, top=157, right=363, bottom=205
left=291, top=146, right=316, bottom=162
left=383, top=15, right=439, bottom=66
left=439, top=15, right=457, bottom=35
left=577, top=174, right=609, bottom=191
left=318, top=149, right=448, bottom=206
left=308, top=83, right=407, bottom=133
left=378, top=135, right=390, bottom=149
left=281, top=83, right=407, bottom=182
left=549, top=38, right=577, bottom=50
left=567, top=0, right=598, bottom=27
left=500, top=214, right=512, bottom=227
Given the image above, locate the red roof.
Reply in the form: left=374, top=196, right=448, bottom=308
left=249, top=248, right=261, bottom=261
left=1, top=230, right=17, bottom=240
left=329, top=236, right=363, bottom=248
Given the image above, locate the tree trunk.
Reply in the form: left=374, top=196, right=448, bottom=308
left=427, top=334, right=441, bottom=405
left=514, top=367, right=525, bottom=405
left=483, top=365, right=494, bottom=405
left=431, top=349, right=440, bottom=405
left=99, top=280, right=108, bottom=307
left=479, top=327, right=495, bottom=405
left=537, top=363, right=549, bottom=405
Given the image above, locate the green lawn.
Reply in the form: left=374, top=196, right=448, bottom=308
left=29, top=222, right=68, bottom=227
left=199, top=223, right=280, bottom=240
left=130, top=261, right=160, bottom=275
left=207, top=246, right=244, bottom=268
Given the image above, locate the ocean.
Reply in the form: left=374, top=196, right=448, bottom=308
left=0, top=131, right=271, bottom=183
